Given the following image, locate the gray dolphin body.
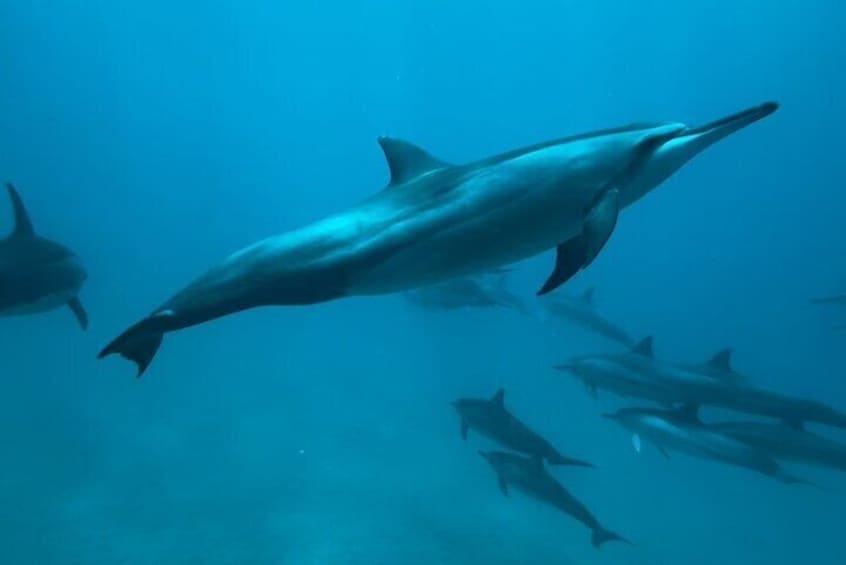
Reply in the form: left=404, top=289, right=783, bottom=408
left=538, top=287, right=634, bottom=346
left=404, top=272, right=528, bottom=313
left=100, top=103, right=777, bottom=376
left=452, top=389, right=593, bottom=467
left=559, top=337, right=846, bottom=429
left=709, top=420, right=846, bottom=472
left=0, top=183, right=88, bottom=329
left=478, top=450, right=629, bottom=548
left=604, top=406, right=811, bottom=485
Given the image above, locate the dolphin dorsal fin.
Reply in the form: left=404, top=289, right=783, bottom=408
left=491, top=388, right=505, bottom=408
left=706, top=348, right=733, bottom=372
left=632, top=336, right=654, bottom=358
left=5, top=183, right=34, bottom=238
left=582, top=287, right=596, bottom=304
left=377, top=137, right=450, bottom=187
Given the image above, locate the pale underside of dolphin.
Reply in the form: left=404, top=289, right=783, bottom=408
left=100, top=102, right=778, bottom=376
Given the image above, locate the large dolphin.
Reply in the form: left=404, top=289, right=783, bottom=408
left=538, top=287, right=635, bottom=346
left=478, top=450, right=629, bottom=548
left=604, top=406, right=813, bottom=485
left=100, top=103, right=777, bottom=376
left=0, top=183, right=88, bottom=329
left=452, top=389, right=593, bottom=467
left=709, top=420, right=846, bottom=473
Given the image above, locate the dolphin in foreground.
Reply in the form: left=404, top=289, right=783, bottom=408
left=478, top=450, right=629, bottom=548
left=0, top=183, right=88, bottom=329
left=709, top=420, right=846, bottom=473
left=100, top=102, right=778, bottom=376
left=452, top=389, right=593, bottom=467
left=538, top=287, right=635, bottom=347
left=604, top=406, right=814, bottom=486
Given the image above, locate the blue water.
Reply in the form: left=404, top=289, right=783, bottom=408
left=1, top=1, right=845, bottom=563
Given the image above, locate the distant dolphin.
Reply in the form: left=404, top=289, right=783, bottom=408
left=604, top=406, right=814, bottom=486
left=0, top=183, right=88, bottom=329
left=811, top=294, right=846, bottom=305
left=709, top=420, right=846, bottom=473
left=404, top=271, right=529, bottom=314
left=677, top=348, right=747, bottom=385
left=100, top=103, right=778, bottom=376
left=538, top=287, right=634, bottom=346
left=452, top=389, right=593, bottom=467
left=559, top=337, right=846, bottom=429
left=478, top=450, right=630, bottom=548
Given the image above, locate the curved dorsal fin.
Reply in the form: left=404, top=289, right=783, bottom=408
left=377, top=137, right=450, bottom=187
left=632, top=336, right=654, bottom=358
left=491, top=388, right=505, bottom=408
left=5, top=183, right=34, bottom=238
left=706, top=348, right=733, bottom=372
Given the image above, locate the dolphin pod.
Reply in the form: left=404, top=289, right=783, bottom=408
left=98, top=102, right=778, bottom=376
left=0, top=183, right=88, bottom=328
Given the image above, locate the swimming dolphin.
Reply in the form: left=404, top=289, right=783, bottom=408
left=452, top=389, right=593, bottom=467
left=709, top=420, right=846, bottom=473
left=478, top=450, right=629, bottom=548
left=538, top=287, right=635, bottom=346
left=405, top=271, right=529, bottom=314
left=559, top=337, right=846, bottom=428
left=676, top=348, right=747, bottom=385
left=100, top=103, right=777, bottom=376
left=603, top=406, right=813, bottom=485
left=0, top=183, right=88, bottom=329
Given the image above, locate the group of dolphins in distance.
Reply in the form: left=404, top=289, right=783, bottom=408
left=3, top=100, right=846, bottom=548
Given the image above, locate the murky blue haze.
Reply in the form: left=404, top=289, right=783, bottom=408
left=1, top=1, right=844, bottom=563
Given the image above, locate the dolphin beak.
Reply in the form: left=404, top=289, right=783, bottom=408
left=678, top=101, right=779, bottom=146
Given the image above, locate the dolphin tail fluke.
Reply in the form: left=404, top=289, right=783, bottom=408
left=99, top=315, right=170, bottom=377
left=591, top=527, right=632, bottom=549
left=547, top=452, right=595, bottom=468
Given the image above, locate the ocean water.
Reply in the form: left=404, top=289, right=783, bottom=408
left=1, top=1, right=845, bottom=563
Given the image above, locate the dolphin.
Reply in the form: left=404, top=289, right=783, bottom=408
left=404, top=271, right=529, bottom=314
left=709, top=420, right=846, bottom=473
left=0, top=183, right=88, bottom=329
left=99, top=103, right=777, bottom=376
left=478, top=450, right=629, bottom=548
left=677, top=348, right=747, bottom=385
left=559, top=337, right=846, bottom=429
left=538, top=287, right=634, bottom=346
left=452, top=389, right=593, bottom=467
left=603, top=406, right=813, bottom=485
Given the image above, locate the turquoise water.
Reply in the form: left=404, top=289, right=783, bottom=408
left=1, top=1, right=845, bottom=563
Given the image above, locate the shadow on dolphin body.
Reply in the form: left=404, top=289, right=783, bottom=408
left=99, top=102, right=778, bottom=377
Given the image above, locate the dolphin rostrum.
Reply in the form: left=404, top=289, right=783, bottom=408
left=452, top=389, right=593, bottom=467
left=0, top=183, right=88, bottom=329
left=478, top=450, right=629, bottom=548
left=100, top=103, right=777, bottom=376
left=538, top=287, right=635, bottom=346
left=604, top=406, right=813, bottom=486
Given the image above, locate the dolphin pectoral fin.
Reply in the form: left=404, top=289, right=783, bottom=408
left=537, top=189, right=620, bottom=295
left=67, top=297, right=88, bottom=330
left=497, top=475, right=509, bottom=497
left=461, top=418, right=469, bottom=440
left=98, top=312, right=172, bottom=377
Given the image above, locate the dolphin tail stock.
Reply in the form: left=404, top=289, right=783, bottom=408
left=546, top=451, right=596, bottom=468
left=98, top=312, right=173, bottom=377
left=591, top=527, right=632, bottom=549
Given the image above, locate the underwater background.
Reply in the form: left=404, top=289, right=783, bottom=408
left=1, top=1, right=845, bottom=563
